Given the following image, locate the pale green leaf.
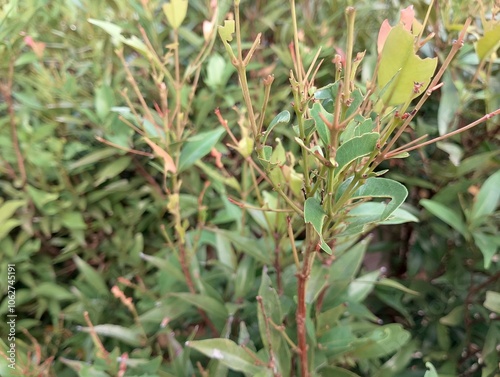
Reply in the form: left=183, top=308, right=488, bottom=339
left=186, top=339, right=265, bottom=375
left=378, top=24, right=438, bottom=105
left=476, top=23, right=500, bottom=60
left=310, top=102, right=332, bottom=145
left=218, top=20, right=235, bottom=43
left=304, top=197, right=332, bottom=254
left=0, top=200, right=26, bottom=224
left=484, top=291, right=500, bottom=314
left=162, top=0, right=188, bottom=30
left=424, top=362, right=439, bottom=377
left=79, top=324, right=145, bottom=346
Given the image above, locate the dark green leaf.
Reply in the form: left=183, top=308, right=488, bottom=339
left=178, top=128, right=225, bottom=172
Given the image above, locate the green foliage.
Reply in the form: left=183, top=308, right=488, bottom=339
left=0, top=0, right=498, bottom=377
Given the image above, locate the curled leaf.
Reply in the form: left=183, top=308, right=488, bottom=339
left=144, top=137, right=177, bottom=174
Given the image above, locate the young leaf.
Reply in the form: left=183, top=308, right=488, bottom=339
left=163, top=0, right=188, bottom=30
left=424, top=362, right=439, bottom=377
left=186, top=339, right=266, bottom=375
left=262, top=110, right=290, bottom=144
left=218, top=20, right=235, bottom=43
left=476, top=22, right=500, bottom=61
left=304, top=197, right=332, bottom=254
left=378, top=24, right=437, bottom=105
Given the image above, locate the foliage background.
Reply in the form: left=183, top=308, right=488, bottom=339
left=0, top=0, right=498, bottom=376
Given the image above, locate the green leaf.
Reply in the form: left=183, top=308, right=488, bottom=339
left=88, top=19, right=123, bottom=41
left=347, top=270, right=380, bottom=302
left=420, top=199, right=467, bottom=237
left=163, top=0, right=188, bottom=30
left=79, top=324, right=145, bottom=346
left=304, top=197, right=332, bottom=254
left=33, top=282, right=74, bottom=301
left=476, top=23, right=500, bottom=60
left=338, top=177, right=408, bottom=221
left=335, top=133, right=379, bottom=174
left=376, top=278, right=419, bottom=295
left=0, top=219, right=22, bottom=240
left=378, top=24, right=438, bottom=105
left=348, top=203, right=418, bottom=225
left=257, top=268, right=290, bottom=376
left=0, top=199, right=26, bottom=224
left=94, top=156, right=131, bottom=186
left=69, top=148, right=118, bottom=170
left=212, top=229, right=273, bottom=264
left=73, top=255, right=109, bottom=297
left=473, top=233, right=499, bottom=269
left=95, top=84, right=115, bottom=121
left=262, top=110, right=290, bottom=144
left=205, top=53, right=227, bottom=89
left=329, top=238, right=369, bottom=284
left=310, top=102, right=332, bottom=145
left=218, top=20, right=235, bottom=43
left=350, top=324, right=411, bottom=359
left=61, top=212, right=87, bottom=230
left=26, top=185, right=59, bottom=209
left=186, top=339, right=265, bottom=375
left=171, top=293, right=228, bottom=321
left=320, top=366, right=362, bottom=377
left=439, top=306, right=464, bottom=327
left=484, top=291, right=500, bottom=314
left=437, top=71, right=459, bottom=135
left=471, top=169, right=500, bottom=225
left=178, top=128, right=225, bottom=172
left=215, top=233, right=237, bottom=270
left=424, top=362, right=439, bottom=377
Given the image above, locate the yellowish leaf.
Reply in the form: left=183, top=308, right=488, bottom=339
left=144, top=137, right=177, bottom=174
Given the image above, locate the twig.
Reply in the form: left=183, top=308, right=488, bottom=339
left=0, top=58, right=26, bottom=186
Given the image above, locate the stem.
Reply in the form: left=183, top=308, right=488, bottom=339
left=296, top=224, right=316, bottom=377
left=343, top=7, right=356, bottom=101
left=388, top=108, right=500, bottom=156
left=290, top=0, right=303, bottom=86
left=0, top=59, right=26, bottom=187
left=173, top=29, right=182, bottom=139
